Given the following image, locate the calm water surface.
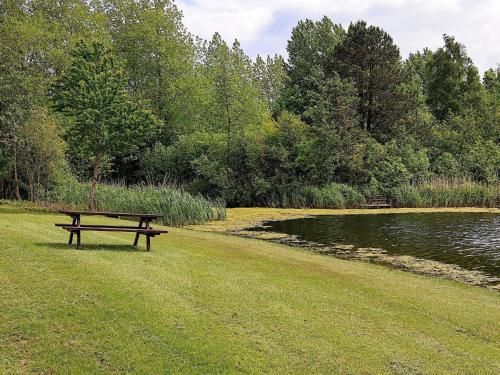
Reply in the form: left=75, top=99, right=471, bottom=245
left=257, top=213, right=500, bottom=277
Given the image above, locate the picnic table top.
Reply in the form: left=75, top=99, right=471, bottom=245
left=59, top=210, right=160, bottom=218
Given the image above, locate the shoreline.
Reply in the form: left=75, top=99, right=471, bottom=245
left=188, top=206, right=499, bottom=232
left=189, top=207, right=500, bottom=289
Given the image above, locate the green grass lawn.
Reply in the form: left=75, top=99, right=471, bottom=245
left=1, top=206, right=499, bottom=374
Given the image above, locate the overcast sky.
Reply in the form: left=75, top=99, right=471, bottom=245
left=177, top=0, right=500, bottom=73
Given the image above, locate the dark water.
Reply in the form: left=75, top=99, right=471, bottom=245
left=256, top=213, right=500, bottom=277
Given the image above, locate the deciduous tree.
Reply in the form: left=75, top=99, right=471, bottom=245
left=284, top=16, right=345, bottom=121
left=426, top=35, right=485, bottom=121
left=51, top=41, right=158, bottom=210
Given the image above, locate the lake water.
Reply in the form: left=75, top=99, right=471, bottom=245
left=256, top=213, right=500, bottom=277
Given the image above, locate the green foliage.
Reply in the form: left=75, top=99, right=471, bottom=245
left=1, top=4, right=498, bottom=210
left=284, top=16, right=345, bottom=120
left=105, top=0, right=199, bottom=138
left=16, top=108, right=67, bottom=201
left=483, top=67, right=500, bottom=94
left=426, top=35, right=486, bottom=121
left=298, top=184, right=365, bottom=208
left=334, top=21, right=414, bottom=140
left=52, top=181, right=226, bottom=226
left=203, top=34, right=265, bottom=138
left=265, top=183, right=365, bottom=209
left=362, top=141, right=411, bottom=194
left=51, top=40, right=159, bottom=208
left=482, top=67, right=500, bottom=141
left=52, top=40, right=157, bottom=163
left=429, top=113, right=499, bottom=184
left=305, top=73, right=364, bottom=184
left=253, top=55, right=286, bottom=117
left=154, top=131, right=229, bottom=198
left=431, top=152, right=461, bottom=178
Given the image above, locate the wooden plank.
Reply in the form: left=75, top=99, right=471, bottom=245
left=60, top=226, right=167, bottom=234
left=61, top=227, right=167, bottom=233
left=59, top=210, right=160, bottom=218
left=56, top=224, right=150, bottom=229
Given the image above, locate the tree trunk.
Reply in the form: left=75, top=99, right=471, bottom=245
left=88, top=152, right=101, bottom=211
left=27, top=174, right=33, bottom=202
left=225, top=102, right=231, bottom=163
left=13, top=140, right=21, bottom=200
left=367, top=62, right=374, bottom=132
left=367, top=90, right=373, bottom=132
left=36, top=168, right=41, bottom=202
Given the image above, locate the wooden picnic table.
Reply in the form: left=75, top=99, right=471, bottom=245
left=56, top=210, right=167, bottom=251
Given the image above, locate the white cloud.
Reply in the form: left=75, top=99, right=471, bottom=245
left=178, top=0, right=500, bottom=72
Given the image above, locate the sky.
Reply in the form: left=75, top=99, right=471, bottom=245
left=177, top=0, right=500, bottom=73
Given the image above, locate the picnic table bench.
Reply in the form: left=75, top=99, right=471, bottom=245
left=56, top=210, right=167, bottom=251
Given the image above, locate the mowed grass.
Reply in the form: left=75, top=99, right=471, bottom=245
left=0, top=206, right=499, bottom=374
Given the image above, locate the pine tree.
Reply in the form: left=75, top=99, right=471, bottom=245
left=334, top=21, right=406, bottom=138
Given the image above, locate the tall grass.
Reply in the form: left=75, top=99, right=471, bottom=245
left=270, top=183, right=366, bottom=209
left=51, top=182, right=226, bottom=226
left=392, top=178, right=499, bottom=208
left=49, top=179, right=497, bottom=220
left=268, top=179, right=498, bottom=209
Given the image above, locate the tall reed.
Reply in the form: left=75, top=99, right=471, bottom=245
left=51, top=182, right=226, bottom=226
left=269, top=183, right=366, bottom=209
left=268, top=179, right=498, bottom=209
left=392, top=178, right=499, bottom=208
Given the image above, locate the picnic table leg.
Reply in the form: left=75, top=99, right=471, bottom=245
left=146, top=234, right=151, bottom=252
left=76, top=230, right=81, bottom=250
left=68, top=216, right=76, bottom=245
left=69, top=214, right=81, bottom=246
left=133, top=218, right=144, bottom=246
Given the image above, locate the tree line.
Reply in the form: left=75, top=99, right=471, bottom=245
left=0, top=1, right=498, bottom=207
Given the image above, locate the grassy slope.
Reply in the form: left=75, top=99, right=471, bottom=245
left=0, top=206, right=499, bottom=374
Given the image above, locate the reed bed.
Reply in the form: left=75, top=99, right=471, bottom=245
left=268, top=179, right=498, bottom=209
left=392, top=178, right=499, bottom=208
left=270, top=183, right=366, bottom=209
left=49, top=179, right=496, bottom=220
left=52, top=182, right=226, bottom=226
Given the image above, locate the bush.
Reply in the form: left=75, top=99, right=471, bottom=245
left=431, top=152, right=461, bottom=178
